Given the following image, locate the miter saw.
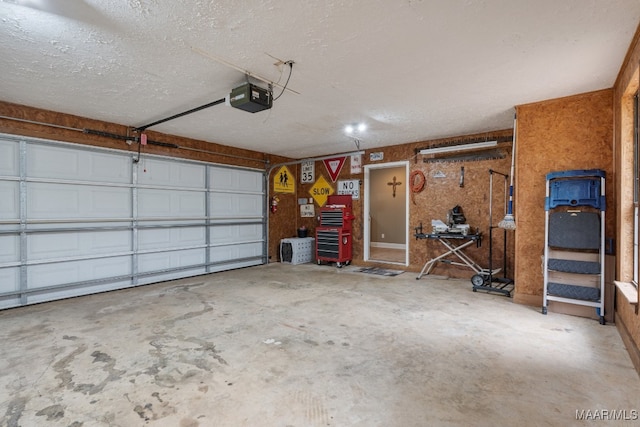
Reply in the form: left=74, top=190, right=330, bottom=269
left=446, top=205, right=470, bottom=235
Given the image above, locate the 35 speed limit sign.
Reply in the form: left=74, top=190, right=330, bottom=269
left=301, top=161, right=314, bottom=183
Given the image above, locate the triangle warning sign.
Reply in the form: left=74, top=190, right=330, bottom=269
left=323, top=157, right=346, bottom=182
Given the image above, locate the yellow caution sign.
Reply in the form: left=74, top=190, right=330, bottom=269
left=309, top=175, right=334, bottom=206
left=273, top=165, right=295, bottom=193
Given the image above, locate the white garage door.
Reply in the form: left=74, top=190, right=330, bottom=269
left=0, top=135, right=266, bottom=309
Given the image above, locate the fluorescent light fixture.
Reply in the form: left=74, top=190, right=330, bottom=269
left=419, top=140, right=497, bottom=155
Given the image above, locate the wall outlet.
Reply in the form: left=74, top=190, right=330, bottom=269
left=381, top=233, right=385, bottom=239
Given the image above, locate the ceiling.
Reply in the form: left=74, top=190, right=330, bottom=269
left=1, top=1, right=639, bottom=159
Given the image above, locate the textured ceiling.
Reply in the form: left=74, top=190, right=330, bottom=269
left=1, top=0, right=639, bottom=159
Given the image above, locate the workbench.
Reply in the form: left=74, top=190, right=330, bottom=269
left=414, top=231, right=486, bottom=280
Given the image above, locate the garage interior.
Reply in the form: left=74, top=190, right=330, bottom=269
left=2, top=1, right=640, bottom=426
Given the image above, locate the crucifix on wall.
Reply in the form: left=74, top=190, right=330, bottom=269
left=387, top=176, right=402, bottom=198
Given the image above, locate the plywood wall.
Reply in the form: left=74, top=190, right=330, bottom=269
left=514, top=89, right=614, bottom=306
left=613, top=22, right=640, bottom=372
left=409, top=151, right=515, bottom=279
left=274, top=131, right=515, bottom=278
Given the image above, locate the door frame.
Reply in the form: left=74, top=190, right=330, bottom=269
left=363, top=160, right=409, bottom=265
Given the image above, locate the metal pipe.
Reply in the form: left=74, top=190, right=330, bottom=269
left=0, top=115, right=83, bottom=132
left=267, top=150, right=365, bottom=173
left=1, top=117, right=268, bottom=164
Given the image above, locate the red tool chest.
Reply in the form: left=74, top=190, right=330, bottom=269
left=316, top=195, right=353, bottom=267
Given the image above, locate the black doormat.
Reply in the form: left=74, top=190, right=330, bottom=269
left=356, top=267, right=404, bottom=277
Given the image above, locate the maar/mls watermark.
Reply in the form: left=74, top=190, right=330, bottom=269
left=576, top=409, right=639, bottom=421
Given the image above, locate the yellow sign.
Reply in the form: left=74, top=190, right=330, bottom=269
left=273, top=166, right=295, bottom=193
left=309, top=175, right=334, bottom=206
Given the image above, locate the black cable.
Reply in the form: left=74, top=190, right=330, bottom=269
left=133, top=137, right=143, bottom=163
left=273, top=61, right=294, bottom=101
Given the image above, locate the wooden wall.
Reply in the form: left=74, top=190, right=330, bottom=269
left=613, top=21, right=640, bottom=373
left=278, top=130, right=515, bottom=279
left=513, top=89, right=615, bottom=306
left=408, top=139, right=515, bottom=278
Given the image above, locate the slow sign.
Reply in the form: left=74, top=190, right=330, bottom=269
left=309, top=175, right=334, bottom=206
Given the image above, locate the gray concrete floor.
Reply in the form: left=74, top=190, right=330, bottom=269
left=1, top=263, right=639, bottom=427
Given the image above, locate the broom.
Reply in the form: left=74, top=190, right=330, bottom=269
left=499, top=112, right=517, bottom=230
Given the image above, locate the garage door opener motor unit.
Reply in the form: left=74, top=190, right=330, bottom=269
left=230, top=83, right=273, bottom=113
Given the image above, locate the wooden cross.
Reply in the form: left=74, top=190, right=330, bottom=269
left=387, top=176, right=402, bottom=198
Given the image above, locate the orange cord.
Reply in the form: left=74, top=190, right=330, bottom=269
left=410, top=170, right=426, bottom=204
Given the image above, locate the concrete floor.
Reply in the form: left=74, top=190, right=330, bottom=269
left=1, top=263, right=639, bottom=427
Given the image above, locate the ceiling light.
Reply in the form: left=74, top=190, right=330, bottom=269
left=419, top=140, right=497, bottom=155
left=344, top=122, right=366, bottom=135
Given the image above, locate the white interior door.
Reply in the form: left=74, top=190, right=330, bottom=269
left=364, top=161, right=409, bottom=265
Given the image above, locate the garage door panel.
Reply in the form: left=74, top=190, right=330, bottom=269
left=0, top=181, right=19, bottom=219
left=237, top=194, right=263, bottom=216
left=89, top=153, right=132, bottom=183
left=28, top=183, right=131, bottom=219
left=210, top=224, right=262, bottom=244
left=209, top=259, right=261, bottom=272
left=138, top=248, right=205, bottom=273
left=91, top=230, right=133, bottom=251
left=138, top=159, right=205, bottom=188
left=235, top=170, right=263, bottom=192
left=27, top=230, right=131, bottom=260
left=209, top=193, right=262, bottom=218
left=209, top=167, right=233, bottom=190
left=210, top=243, right=262, bottom=272
left=138, top=189, right=205, bottom=218
left=0, top=267, right=19, bottom=293
left=28, top=145, right=80, bottom=179
left=138, top=190, right=169, bottom=217
left=0, top=235, right=20, bottom=263
left=210, top=242, right=262, bottom=262
left=179, top=192, right=206, bottom=215
left=28, top=184, right=79, bottom=216
left=209, top=167, right=262, bottom=192
left=209, top=193, right=232, bottom=217
left=27, top=144, right=131, bottom=183
left=26, top=279, right=132, bottom=306
left=138, top=227, right=206, bottom=251
left=0, top=139, right=18, bottom=175
left=28, top=256, right=132, bottom=288
left=91, top=190, right=132, bottom=216
left=137, top=267, right=206, bottom=285
left=0, top=297, right=21, bottom=310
